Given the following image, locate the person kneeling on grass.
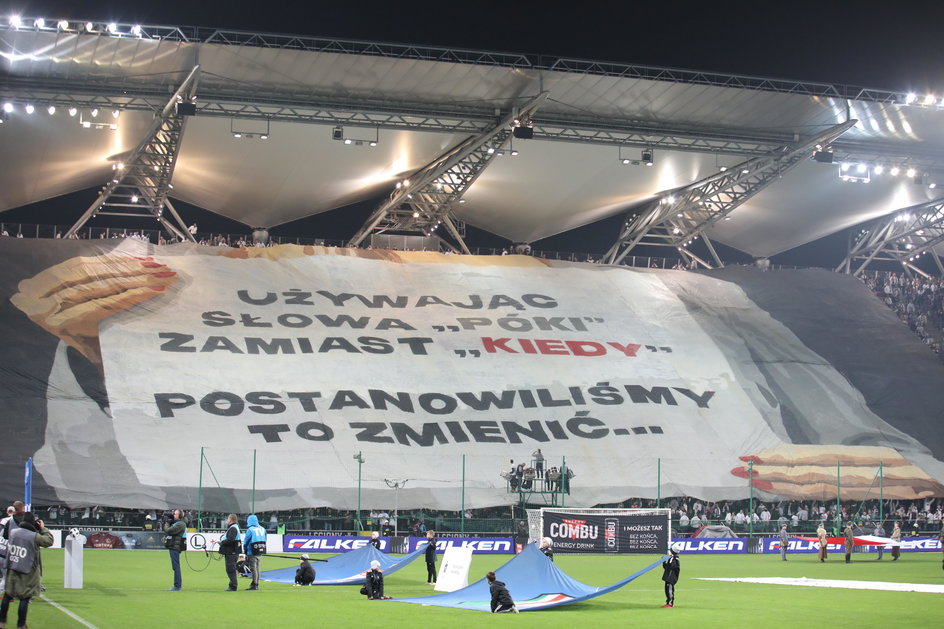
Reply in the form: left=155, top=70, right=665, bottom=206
left=294, top=554, right=316, bottom=586
left=360, top=560, right=390, bottom=600
left=486, top=571, right=518, bottom=613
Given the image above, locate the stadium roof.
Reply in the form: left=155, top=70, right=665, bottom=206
left=2, top=20, right=944, bottom=258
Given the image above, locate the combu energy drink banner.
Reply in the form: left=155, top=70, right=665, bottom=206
left=543, top=511, right=670, bottom=553
left=1, top=239, right=943, bottom=511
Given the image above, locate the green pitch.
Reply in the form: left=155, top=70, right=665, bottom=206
left=20, top=549, right=944, bottom=628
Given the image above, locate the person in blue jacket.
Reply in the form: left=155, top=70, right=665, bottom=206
left=242, top=514, right=267, bottom=590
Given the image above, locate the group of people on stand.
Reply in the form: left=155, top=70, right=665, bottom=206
left=505, top=450, right=574, bottom=493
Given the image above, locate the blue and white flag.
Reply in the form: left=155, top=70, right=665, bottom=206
left=24, top=457, right=32, bottom=511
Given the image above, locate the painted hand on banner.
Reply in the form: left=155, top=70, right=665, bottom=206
left=11, top=254, right=177, bottom=368
left=732, top=444, right=944, bottom=500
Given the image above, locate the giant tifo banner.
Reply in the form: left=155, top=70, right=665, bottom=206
left=1, top=239, right=943, bottom=510
left=543, top=511, right=670, bottom=553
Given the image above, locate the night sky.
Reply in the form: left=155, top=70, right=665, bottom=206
left=4, top=0, right=944, bottom=267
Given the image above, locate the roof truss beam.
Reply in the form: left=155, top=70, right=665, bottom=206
left=605, top=120, right=858, bottom=268
left=64, top=66, right=201, bottom=240
left=0, top=21, right=913, bottom=104
left=837, top=196, right=944, bottom=276
left=3, top=83, right=943, bottom=169
left=348, top=93, right=548, bottom=252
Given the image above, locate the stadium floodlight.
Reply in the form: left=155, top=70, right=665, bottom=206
left=3, top=102, right=14, bottom=113
left=107, top=23, right=117, bottom=34
left=9, top=16, right=22, bottom=28
left=890, top=166, right=901, bottom=176
left=906, top=168, right=917, bottom=178
left=130, top=25, right=142, bottom=36
left=112, top=109, right=120, bottom=118
left=57, top=20, right=69, bottom=30
left=904, top=93, right=917, bottom=104
left=24, top=104, right=34, bottom=114
left=873, top=164, right=885, bottom=175
left=33, top=18, right=45, bottom=28
left=68, top=107, right=77, bottom=117
left=923, top=94, right=936, bottom=106
left=84, top=22, right=93, bottom=32
left=47, top=105, right=55, bottom=115
left=90, top=108, right=98, bottom=117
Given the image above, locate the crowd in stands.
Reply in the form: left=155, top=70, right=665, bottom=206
left=27, top=496, right=943, bottom=537
left=611, top=496, right=944, bottom=534
left=861, top=271, right=944, bottom=360
left=31, top=504, right=517, bottom=534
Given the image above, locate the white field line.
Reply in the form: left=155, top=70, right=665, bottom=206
left=40, top=594, right=101, bottom=628
left=696, top=577, right=944, bottom=594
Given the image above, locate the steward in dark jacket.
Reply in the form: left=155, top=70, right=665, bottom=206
left=661, top=547, right=680, bottom=607
left=424, top=531, right=437, bottom=584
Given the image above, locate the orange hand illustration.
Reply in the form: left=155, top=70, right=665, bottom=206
left=10, top=254, right=177, bottom=368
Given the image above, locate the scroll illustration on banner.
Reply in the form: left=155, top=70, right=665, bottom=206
left=1, top=239, right=943, bottom=510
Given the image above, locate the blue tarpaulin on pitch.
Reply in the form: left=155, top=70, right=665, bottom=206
left=261, top=545, right=425, bottom=585
left=390, top=543, right=665, bottom=612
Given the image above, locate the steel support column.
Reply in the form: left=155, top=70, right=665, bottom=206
left=605, top=120, right=858, bottom=268
left=348, top=93, right=548, bottom=252
left=65, top=66, right=201, bottom=240
left=836, top=196, right=944, bottom=276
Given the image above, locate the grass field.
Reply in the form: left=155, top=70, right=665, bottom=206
left=15, top=549, right=944, bottom=628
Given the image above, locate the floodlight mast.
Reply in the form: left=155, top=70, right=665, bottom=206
left=604, top=119, right=858, bottom=269
left=347, top=92, right=549, bottom=252
left=65, top=65, right=202, bottom=241
left=383, top=479, right=409, bottom=537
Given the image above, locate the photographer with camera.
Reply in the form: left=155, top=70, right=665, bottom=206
left=162, top=509, right=187, bottom=591
left=242, top=514, right=267, bottom=591
left=1, top=512, right=53, bottom=629
left=220, top=514, right=241, bottom=591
